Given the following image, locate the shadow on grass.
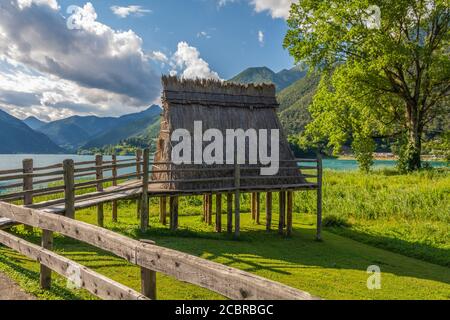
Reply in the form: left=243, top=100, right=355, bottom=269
left=0, top=254, right=82, bottom=300
left=326, top=226, right=450, bottom=268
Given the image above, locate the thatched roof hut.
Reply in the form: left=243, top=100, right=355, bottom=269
left=152, top=76, right=305, bottom=192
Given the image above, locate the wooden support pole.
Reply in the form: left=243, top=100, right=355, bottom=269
left=136, top=149, right=142, bottom=219
left=287, top=191, right=293, bottom=236
left=140, top=149, right=150, bottom=232
left=256, top=192, right=261, bottom=225
left=169, top=196, right=178, bottom=231
left=234, top=163, right=240, bottom=239
left=227, top=193, right=233, bottom=234
left=251, top=192, right=257, bottom=221
left=159, top=197, right=167, bottom=225
left=278, top=191, right=286, bottom=235
left=215, top=194, right=222, bottom=233
left=202, top=194, right=207, bottom=222
left=316, top=155, right=323, bottom=241
left=95, top=155, right=104, bottom=227
left=39, top=229, right=53, bottom=289
left=140, top=267, right=156, bottom=300
left=207, top=194, right=213, bottom=226
left=111, top=154, right=118, bottom=222
left=266, top=192, right=272, bottom=231
left=22, top=159, right=33, bottom=232
left=63, top=159, right=75, bottom=219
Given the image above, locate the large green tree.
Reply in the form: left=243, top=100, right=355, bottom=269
left=284, top=0, right=449, bottom=171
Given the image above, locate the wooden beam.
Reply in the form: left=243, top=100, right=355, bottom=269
left=287, top=191, right=293, bottom=237
left=234, top=163, right=240, bottom=239
left=316, top=155, right=323, bottom=241
left=63, top=159, right=75, bottom=219
left=256, top=192, right=261, bottom=225
left=140, top=149, right=150, bottom=232
left=279, top=191, right=286, bottom=235
left=0, top=230, right=146, bottom=300
left=226, top=193, right=233, bottom=234
left=140, top=267, right=156, bottom=300
left=22, top=159, right=33, bottom=232
left=95, top=155, right=104, bottom=227
left=0, top=202, right=318, bottom=300
left=266, top=192, right=272, bottom=231
left=215, top=194, right=222, bottom=233
left=111, top=154, right=118, bottom=222
left=40, top=230, right=53, bottom=289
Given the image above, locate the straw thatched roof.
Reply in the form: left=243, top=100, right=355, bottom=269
left=152, top=76, right=305, bottom=191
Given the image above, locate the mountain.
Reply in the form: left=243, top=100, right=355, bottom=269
left=277, top=73, right=321, bottom=135
left=0, top=109, right=64, bottom=154
left=36, top=105, right=161, bottom=151
left=82, top=106, right=161, bottom=148
left=228, top=66, right=307, bottom=91
left=23, top=116, right=46, bottom=130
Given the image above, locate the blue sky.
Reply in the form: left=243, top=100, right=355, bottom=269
left=0, top=0, right=297, bottom=120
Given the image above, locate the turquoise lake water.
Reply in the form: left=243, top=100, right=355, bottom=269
left=0, top=154, right=446, bottom=172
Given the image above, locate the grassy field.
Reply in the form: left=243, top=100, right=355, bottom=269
left=0, top=169, right=449, bottom=300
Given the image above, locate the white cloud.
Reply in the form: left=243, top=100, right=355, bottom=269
left=148, top=51, right=168, bottom=63
left=170, top=42, right=221, bottom=80
left=217, top=0, right=237, bottom=8
left=110, top=5, right=151, bottom=18
left=197, top=31, right=211, bottom=39
left=0, top=1, right=161, bottom=120
left=258, top=30, right=264, bottom=46
left=250, top=0, right=297, bottom=19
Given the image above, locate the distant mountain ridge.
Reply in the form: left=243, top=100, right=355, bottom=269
left=0, top=109, right=63, bottom=154
left=35, top=105, right=162, bottom=152
left=228, top=66, right=307, bottom=91
left=23, top=116, right=46, bottom=130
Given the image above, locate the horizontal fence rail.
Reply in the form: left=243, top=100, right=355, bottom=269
left=0, top=201, right=319, bottom=300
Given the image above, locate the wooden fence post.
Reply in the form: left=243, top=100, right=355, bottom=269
left=112, top=154, right=118, bottom=222
left=287, top=191, right=293, bottom=236
left=95, top=155, right=104, bottom=227
left=316, top=155, right=323, bottom=241
left=140, top=149, right=150, bottom=232
left=40, top=229, right=53, bottom=289
left=22, top=159, right=33, bottom=232
left=215, top=193, right=222, bottom=233
left=140, top=239, right=156, bottom=299
left=256, top=192, right=261, bottom=225
left=63, top=159, right=75, bottom=219
left=159, top=197, right=167, bottom=225
left=265, top=192, right=272, bottom=231
left=234, top=163, right=240, bottom=239
left=136, top=149, right=142, bottom=219
left=227, top=193, right=233, bottom=234
left=278, top=191, right=286, bottom=235
left=169, top=196, right=178, bottom=231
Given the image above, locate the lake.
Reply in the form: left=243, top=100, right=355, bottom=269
left=0, top=154, right=446, bottom=171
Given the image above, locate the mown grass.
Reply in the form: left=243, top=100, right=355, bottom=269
left=0, top=169, right=449, bottom=300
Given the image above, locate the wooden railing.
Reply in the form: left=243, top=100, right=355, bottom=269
left=0, top=201, right=319, bottom=300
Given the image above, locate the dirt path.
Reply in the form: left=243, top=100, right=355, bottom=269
left=0, top=272, right=36, bottom=300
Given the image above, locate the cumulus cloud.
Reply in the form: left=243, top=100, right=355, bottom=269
left=0, top=1, right=161, bottom=120
left=170, top=42, right=221, bottom=80
left=110, top=5, right=151, bottom=18
left=148, top=51, right=168, bottom=63
left=258, top=30, right=264, bottom=46
left=250, top=0, right=297, bottom=19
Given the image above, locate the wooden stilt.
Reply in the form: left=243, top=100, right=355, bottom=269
left=256, top=192, right=261, bottom=225
left=251, top=192, right=256, bottom=221
left=215, top=194, right=222, bottom=233
left=265, top=192, right=272, bottom=231
left=170, top=196, right=178, bottom=231
left=234, top=163, right=240, bottom=239
left=226, top=193, right=233, bottom=234
left=287, top=191, right=293, bottom=236
left=207, top=194, right=213, bottom=226
left=278, top=191, right=286, bottom=235
left=159, top=197, right=167, bottom=225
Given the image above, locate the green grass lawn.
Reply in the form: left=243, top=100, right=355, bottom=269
left=0, top=169, right=449, bottom=300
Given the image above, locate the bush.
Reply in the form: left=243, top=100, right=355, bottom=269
left=323, top=214, right=351, bottom=228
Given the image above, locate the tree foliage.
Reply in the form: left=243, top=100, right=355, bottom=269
left=284, top=0, right=449, bottom=171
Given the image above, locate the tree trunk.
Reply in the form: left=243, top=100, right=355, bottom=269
left=405, top=103, right=422, bottom=171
